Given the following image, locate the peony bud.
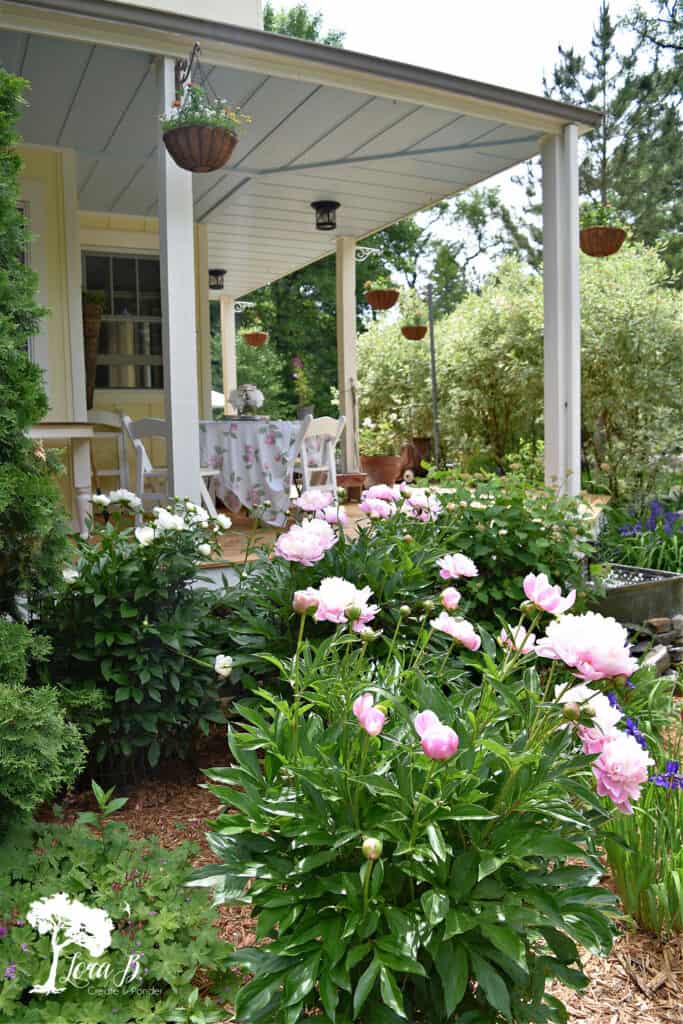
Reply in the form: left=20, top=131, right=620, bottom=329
left=421, top=599, right=435, bottom=613
left=198, top=543, right=211, bottom=557
left=292, top=588, right=319, bottom=615
left=402, top=533, right=414, bottom=544
left=346, top=605, right=362, bottom=623
left=399, top=604, right=411, bottom=618
left=562, top=702, right=582, bottom=722
left=362, top=837, right=383, bottom=861
left=446, top=502, right=456, bottom=512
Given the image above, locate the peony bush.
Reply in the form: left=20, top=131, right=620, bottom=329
left=195, top=557, right=654, bottom=1023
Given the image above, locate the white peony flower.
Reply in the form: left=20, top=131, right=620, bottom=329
left=154, top=508, right=186, bottom=532
left=62, top=567, right=79, bottom=583
left=108, top=488, right=143, bottom=511
left=215, top=513, right=232, bottom=531
left=198, top=543, right=211, bottom=557
left=214, top=654, right=233, bottom=678
left=91, top=494, right=110, bottom=508
left=135, top=526, right=155, bottom=546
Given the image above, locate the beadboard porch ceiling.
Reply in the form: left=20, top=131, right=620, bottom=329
left=0, top=15, right=598, bottom=298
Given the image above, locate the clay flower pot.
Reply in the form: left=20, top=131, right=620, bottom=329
left=401, top=324, right=428, bottom=341
left=361, top=454, right=402, bottom=487
left=163, top=125, right=238, bottom=173
left=579, top=226, right=626, bottom=258
left=364, top=288, right=399, bottom=311
left=243, top=331, right=268, bottom=348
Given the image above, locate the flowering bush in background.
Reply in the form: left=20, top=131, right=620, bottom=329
left=37, top=497, right=233, bottom=779
left=195, top=564, right=660, bottom=1024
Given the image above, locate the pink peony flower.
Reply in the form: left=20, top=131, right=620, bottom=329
left=300, top=517, right=338, bottom=552
left=292, top=587, right=319, bottom=614
left=578, top=725, right=618, bottom=755
left=522, top=572, right=576, bottom=615
left=274, top=518, right=336, bottom=565
left=363, top=484, right=400, bottom=503
left=414, top=710, right=440, bottom=737
left=499, top=625, right=536, bottom=654
left=295, top=489, right=334, bottom=512
left=441, top=587, right=462, bottom=611
left=592, top=732, right=653, bottom=813
left=314, top=577, right=379, bottom=632
left=437, top=553, right=478, bottom=580
left=538, top=612, right=638, bottom=682
left=401, top=491, right=442, bottom=522
left=359, top=496, right=396, bottom=519
left=316, top=505, right=348, bottom=526
left=430, top=611, right=481, bottom=651
left=415, top=710, right=459, bottom=761
left=353, top=692, right=386, bottom=736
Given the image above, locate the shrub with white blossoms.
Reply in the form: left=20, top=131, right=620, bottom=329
left=45, top=497, right=234, bottom=772
left=197, top=561, right=655, bottom=1024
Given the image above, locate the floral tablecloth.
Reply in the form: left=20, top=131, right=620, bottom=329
left=199, top=419, right=304, bottom=525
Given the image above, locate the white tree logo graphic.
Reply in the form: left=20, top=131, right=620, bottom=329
left=27, top=892, right=114, bottom=994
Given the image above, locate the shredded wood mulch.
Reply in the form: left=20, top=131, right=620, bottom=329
left=53, top=732, right=683, bottom=1022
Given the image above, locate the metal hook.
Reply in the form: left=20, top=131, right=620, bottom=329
left=174, top=42, right=201, bottom=101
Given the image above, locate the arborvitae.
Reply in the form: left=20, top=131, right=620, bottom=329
left=0, top=69, right=68, bottom=618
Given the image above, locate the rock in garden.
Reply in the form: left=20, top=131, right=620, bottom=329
left=642, top=644, right=671, bottom=675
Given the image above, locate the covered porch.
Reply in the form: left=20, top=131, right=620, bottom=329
left=0, top=0, right=600, bottom=526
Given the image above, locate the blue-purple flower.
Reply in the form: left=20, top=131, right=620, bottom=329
left=651, top=760, right=683, bottom=790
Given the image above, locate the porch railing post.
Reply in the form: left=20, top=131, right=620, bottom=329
left=336, top=236, right=359, bottom=473
left=220, top=296, right=237, bottom=415
left=157, top=55, right=201, bottom=503
left=541, top=124, right=581, bottom=497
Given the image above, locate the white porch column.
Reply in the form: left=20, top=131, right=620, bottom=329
left=541, top=124, right=581, bottom=497
left=336, top=236, right=359, bottom=472
left=158, top=57, right=201, bottom=503
left=220, top=296, right=238, bottom=415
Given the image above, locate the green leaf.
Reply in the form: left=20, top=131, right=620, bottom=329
left=353, top=955, right=380, bottom=1019
left=379, top=966, right=406, bottom=1019
left=319, top=967, right=339, bottom=1021
left=148, top=739, right=160, bottom=767
left=426, top=823, right=447, bottom=862
left=435, top=942, right=468, bottom=1017
left=480, top=924, right=527, bottom=971
left=469, top=951, right=512, bottom=1019
left=420, top=889, right=449, bottom=925
left=283, top=953, right=321, bottom=1007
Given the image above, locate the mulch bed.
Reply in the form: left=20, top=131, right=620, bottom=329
left=53, top=733, right=683, bottom=1022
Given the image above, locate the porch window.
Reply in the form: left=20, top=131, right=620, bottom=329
left=82, top=252, right=163, bottom=389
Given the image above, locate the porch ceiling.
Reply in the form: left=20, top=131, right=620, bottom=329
left=1, top=25, right=582, bottom=297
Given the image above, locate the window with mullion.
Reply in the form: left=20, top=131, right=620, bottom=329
left=83, top=251, right=163, bottom=389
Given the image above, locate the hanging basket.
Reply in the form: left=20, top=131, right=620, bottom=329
left=364, top=288, right=399, bottom=311
left=401, top=324, right=428, bottom=341
left=163, top=125, right=238, bottom=173
left=579, top=226, right=626, bottom=258
left=243, top=331, right=268, bottom=348
left=82, top=302, right=102, bottom=410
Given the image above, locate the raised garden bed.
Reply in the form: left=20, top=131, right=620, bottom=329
left=595, top=563, right=683, bottom=623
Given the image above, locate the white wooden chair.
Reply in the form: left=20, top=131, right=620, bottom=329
left=285, top=414, right=313, bottom=500
left=121, top=415, right=219, bottom=517
left=299, top=416, right=346, bottom=493
left=87, top=409, right=129, bottom=491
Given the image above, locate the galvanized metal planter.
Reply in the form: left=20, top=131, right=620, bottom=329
left=595, top=563, right=683, bottom=623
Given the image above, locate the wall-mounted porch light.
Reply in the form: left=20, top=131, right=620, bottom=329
left=208, top=268, right=226, bottom=290
left=311, top=200, right=340, bottom=231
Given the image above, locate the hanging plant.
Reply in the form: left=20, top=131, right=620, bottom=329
left=399, top=288, right=428, bottom=340
left=82, top=290, right=105, bottom=409
left=364, top=276, right=399, bottom=311
left=579, top=199, right=626, bottom=257
left=161, top=84, right=251, bottom=174
left=241, top=319, right=269, bottom=348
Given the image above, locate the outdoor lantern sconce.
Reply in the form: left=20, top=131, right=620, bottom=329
left=209, top=268, right=226, bottom=290
left=311, top=200, right=340, bottom=231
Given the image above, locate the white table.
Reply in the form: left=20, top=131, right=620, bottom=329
left=200, top=418, right=306, bottom=525
left=29, top=421, right=120, bottom=536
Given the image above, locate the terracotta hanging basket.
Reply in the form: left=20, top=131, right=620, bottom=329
left=243, top=331, right=268, bottom=348
left=401, top=324, right=428, bottom=341
left=579, top=226, right=626, bottom=258
left=364, top=288, right=399, bottom=311
left=162, top=125, right=238, bottom=173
